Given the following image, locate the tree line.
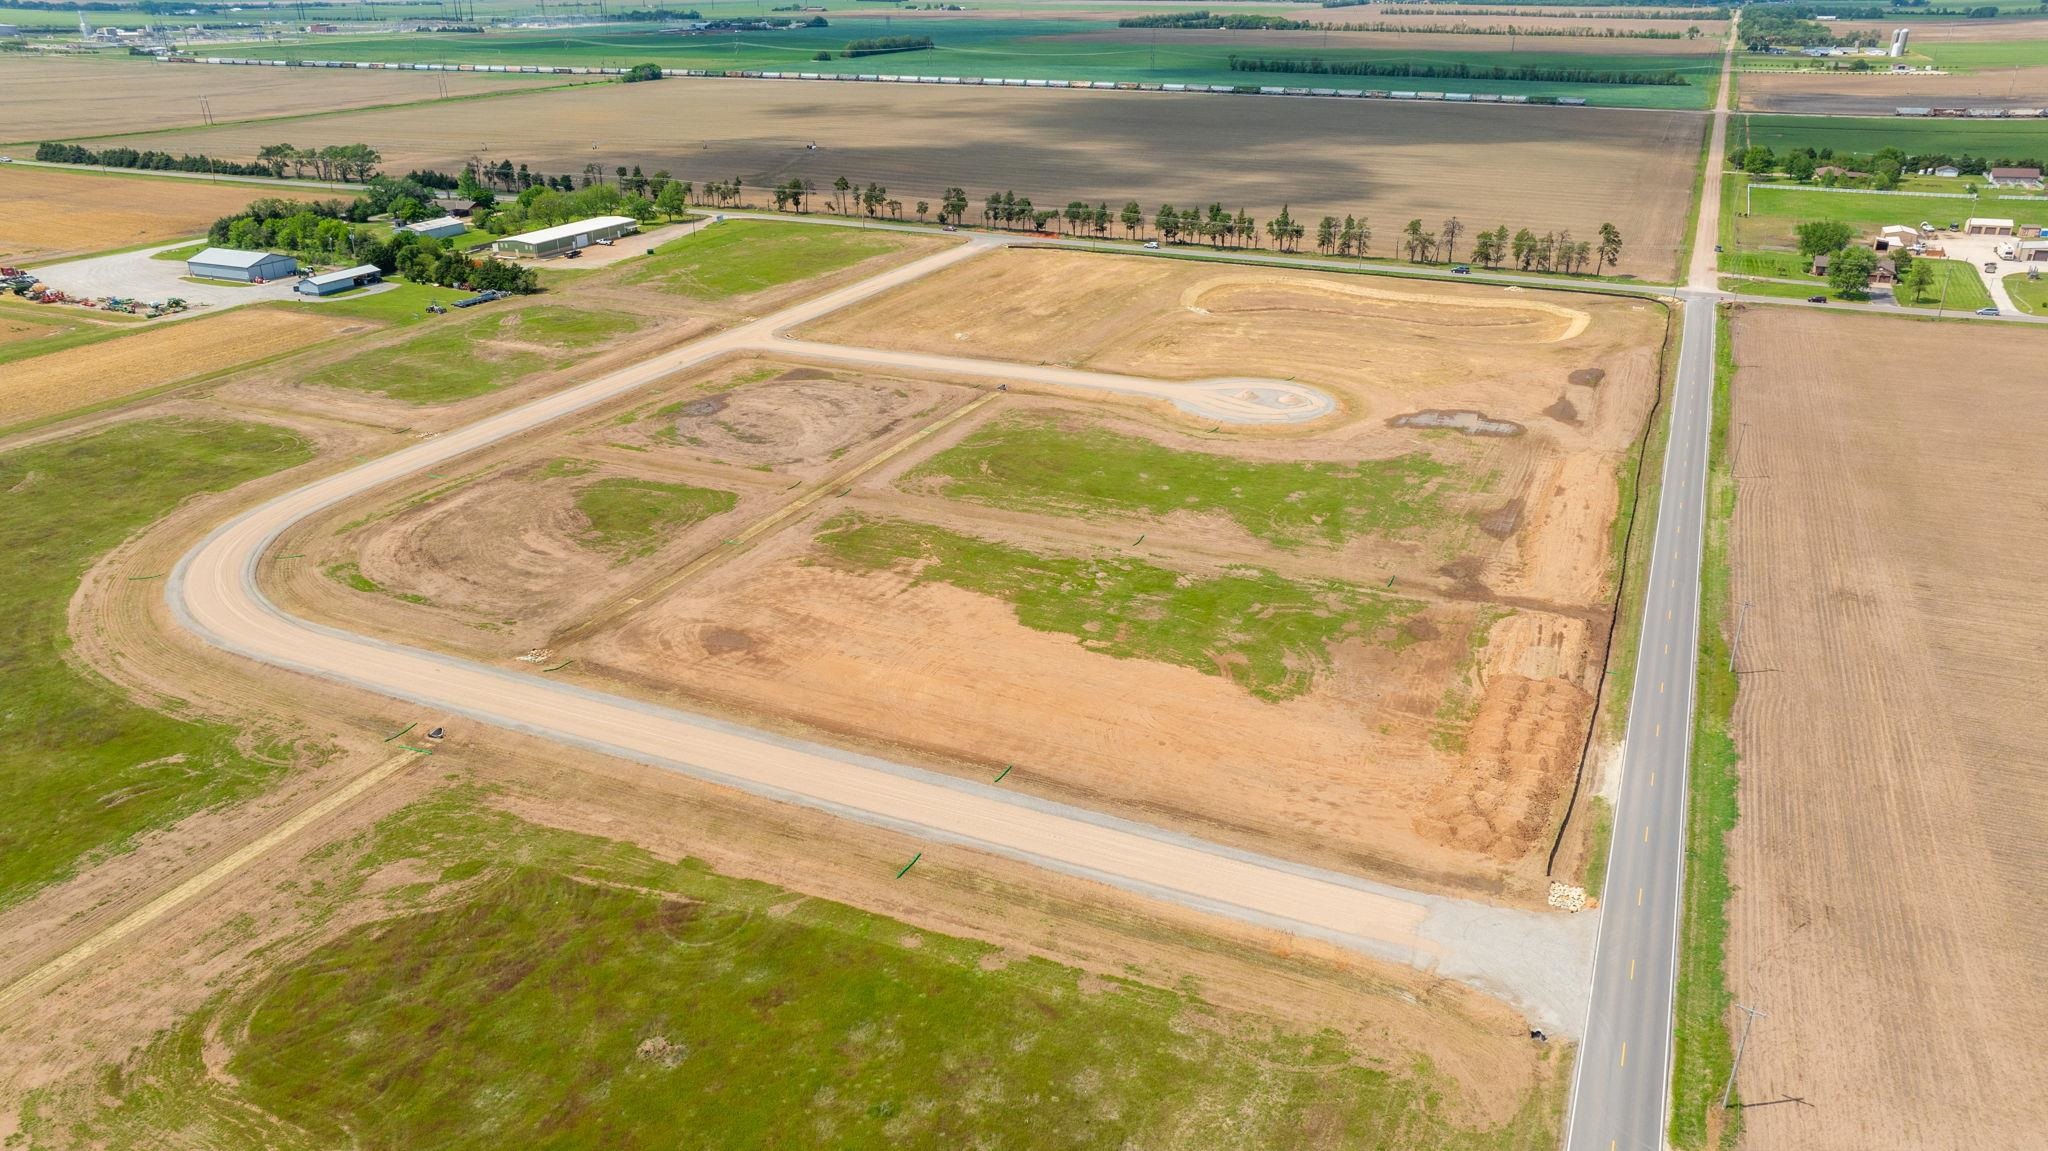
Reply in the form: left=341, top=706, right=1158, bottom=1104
left=32, top=140, right=384, bottom=181
left=839, top=35, right=935, bottom=57
left=1353, top=2, right=1727, bottom=15
left=1120, top=10, right=1698, bottom=36
left=1732, top=142, right=2048, bottom=189
left=1226, top=56, right=1689, bottom=85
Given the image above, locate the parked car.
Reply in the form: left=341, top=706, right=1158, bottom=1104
left=1975, top=306, right=2000, bottom=316
left=564, top=248, right=581, bottom=259
left=1807, top=295, right=1827, bottom=303
left=941, top=224, right=957, bottom=232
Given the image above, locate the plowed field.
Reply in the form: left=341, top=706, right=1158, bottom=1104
left=1722, top=307, right=2048, bottom=1150
left=0, top=165, right=330, bottom=265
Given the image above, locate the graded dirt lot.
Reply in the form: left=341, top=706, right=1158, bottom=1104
left=285, top=248, right=1667, bottom=904
left=1722, top=307, right=2048, bottom=1150
left=1738, top=67, right=2048, bottom=114
left=1, top=307, right=368, bottom=426
left=0, top=165, right=330, bottom=265
left=82, top=77, right=1705, bottom=277
left=0, top=54, right=579, bottom=142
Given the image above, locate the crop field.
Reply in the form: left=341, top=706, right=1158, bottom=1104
left=1736, top=67, right=2048, bottom=115
left=1, top=308, right=369, bottom=428
left=87, top=78, right=1704, bottom=278
left=0, top=165, right=334, bottom=266
left=1721, top=307, right=2048, bottom=1150
left=0, top=55, right=579, bottom=144
left=1726, top=113, right=2048, bottom=159
left=12, top=787, right=1569, bottom=1148
left=280, top=247, right=1671, bottom=904
left=621, top=221, right=915, bottom=299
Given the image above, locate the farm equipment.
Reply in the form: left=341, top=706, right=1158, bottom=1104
left=450, top=289, right=505, bottom=308
left=426, top=301, right=447, bottom=314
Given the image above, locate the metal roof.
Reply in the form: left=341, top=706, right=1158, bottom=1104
left=404, top=216, right=466, bottom=233
left=301, top=264, right=381, bottom=286
left=188, top=247, right=289, bottom=268
left=495, top=215, right=637, bottom=246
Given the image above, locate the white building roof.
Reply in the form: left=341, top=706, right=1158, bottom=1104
left=403, top=216, right=465, bottom=233
left=187, top=246, right=287, bottom=268
left=301, top=264, right=381, bottom=286
left=1967, top=217, right=2016, bottom=228
left=496, top=215, right=636, bottom=246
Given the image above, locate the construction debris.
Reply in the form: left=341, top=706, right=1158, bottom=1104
left=1548, top=881, right=1589, bottom=912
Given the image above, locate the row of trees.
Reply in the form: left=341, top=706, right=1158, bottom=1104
left=1364, top=3, right=1727, bottom=16
left=1733, top=143, right=2047, bottom=188
left=35, top=141, right=277, bottom=178
left=251, top=143, right=383, bottom=182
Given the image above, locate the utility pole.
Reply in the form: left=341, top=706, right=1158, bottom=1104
left=1729, top=600, right=1754, bottom=673
left=1723, top=1003, right=1768, bottom=1108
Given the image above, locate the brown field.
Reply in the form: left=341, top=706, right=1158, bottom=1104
left=0, top=165, right=331, bottom=265
left=0, top=307, right=368, bottom=426
left=283, top=249, right=1667, bottom=902
left=1830, top=14, right=2048, bottom=43
left=83, top=77, right=1706, bottom=278
left=1723, top=307, right=2048, bottom=1150
left=1065, top=25, right=1724, bottom=54
left=0, top=54, right=580, bottom=143
left=1738, top=67, right=2048, bottom=114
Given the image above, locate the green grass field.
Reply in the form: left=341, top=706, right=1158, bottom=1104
left=1727, top=114, right=2048, bottom=160
left=1893, top=258, right=1996, bottom=311
left=1918, top=38, right=2048, bottom=72
left=573, top=476, right=737, bottom=558
left=0, top=418, right=312, bottom=911
left=252, top=18, right=1717, bottom=108
left=621, top=220, right=910, bottom=298
left=1719, top=276, right=1831, bottom=299
left=815, top=514, right=1418, bottom=701
left=2003, top=269, right=2048, bottom=313
left=149, top=240, right=210, bottom=262
left=304, top=304, right=636, bottom=403
left=904, top=414, right=1464, bottom=550
left=18, top=788, right=1566, bottom=1148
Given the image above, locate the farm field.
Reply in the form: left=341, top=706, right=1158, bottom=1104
left=0, top=54, right=580, bottom=143
left=1736, top=67, right=2048, bottom=114
left=1721, top=307, right=2048, bottom=1150
left=1, top=308, right=369, bottom=428
left=1726, top=112, right=2048, bottom=158
left=269, top=246, right=1671, bottom=902
left=84, top=78, right=1705, bottom=278
left=0, top=165, right=335, bottom=266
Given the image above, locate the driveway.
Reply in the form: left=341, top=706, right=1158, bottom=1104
left=25, top=241, right=303, bottom=310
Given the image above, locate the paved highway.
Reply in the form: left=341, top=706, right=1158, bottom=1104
left=166, top=229, right=1597, bottom=1033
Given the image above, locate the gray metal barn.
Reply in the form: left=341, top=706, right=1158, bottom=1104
left=491, top=215, right=637, bottom=258
left=186, top=247, right=298, bottom=282
left=295, top=264, right=382, bottom=296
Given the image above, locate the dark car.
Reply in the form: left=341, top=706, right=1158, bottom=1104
left=1452, top=265, right=1471, bottom=274
left=1807, top=295, right=1826, bottom=303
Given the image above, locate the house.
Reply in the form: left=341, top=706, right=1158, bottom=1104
left=1965, top=217, right=2016, bottom=236
left=1933, top=165, right=1961, bottom=178
left=1987, top=166, right=2044, bottom=188
left=403, top=216, right=468, bottom=240
left=1811, top=252, right=1898, bottom=284
left=431, top=196, right=478, bottom=218
left=294, top=264, right=382, bottom=296
left=185, top=247, right=298, bottom=283
left=1877, top=225, right=1921, bottom=250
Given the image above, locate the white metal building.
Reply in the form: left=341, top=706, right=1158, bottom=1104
left=186, top=247, right=298, bottom=282
left=404, top=216, right=469, bottom=240
left=490, top=215, right=638, bottom=258
left=295, top=264, right=382, bottom=296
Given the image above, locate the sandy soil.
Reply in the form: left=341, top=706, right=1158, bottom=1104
left=1722, top=307, right=2048, bottom=1149
left=1, top=307, right=370, bottom=425
left=0, top=54, right=579, bottom=142
left=1738, top=66, right=2048, bottom=113
left=0, top=165, right=335, bottom=265
left=76, top=77, right=1705, bottom=278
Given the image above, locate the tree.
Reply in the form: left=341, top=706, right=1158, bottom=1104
left=1901, top=258, right=1937, bottom=303
left=1064, top=200, right=1088, bottom=235
left=1440, top=216, right=1464, bottom=264
left=1786, top=151, right=1817, bottom=182
left=1316, top=215, right=1338, bottom=254
left=942, top=187, right=967, bottom=226
left=622, top=194, right=656, bottom=223
left=1795, top=220, right=1855, bottom=257
left=1121, top=200, right=1144, bottom=239
left=1470, top=228, right=1497, bottom=268
left=1093, top=203, right=1111, bottom=238
left=1402, top=218, right=1429, bottom=262
left=1739, top=146, right=1776, bottom=176
left=915, top=200, right=930, bottom=222
left=1597, top=222, right=1624, bottom=274
left=1512, top=227, right=1538, bottom=270
left=615, top=166, right=628, bottom=188
left=388, top=195, right=425, bottom=224
left=1890, top=246, right=1915, bottom=284
left=834, top=175, right=853, bottom=215
left=1156, top=204, right=1180, bottom=244
left=1872, top=156, right=1903, bottom=190
left=1827, top=245, right=1879, bottom=298
left=655, top=180, right=687, bottom=219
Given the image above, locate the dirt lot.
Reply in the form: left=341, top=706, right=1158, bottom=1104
left=1, top=307, right=370, bottom=426
left=0, top=165, right=330, bottom=265
left=283, top=250, right=1667, bottom=903
left=80, top=76, right=1705, bottom=277
left=0, top=54, right=579, bottom=142
left=1738, top=67, right=2048, bottom=114
left=1722, top=307, right=2048, bottom=1149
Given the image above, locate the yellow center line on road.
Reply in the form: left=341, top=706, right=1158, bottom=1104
left=1643, top=826, right=1650, bottom=843
left=1620, top=1042, right=1628, bottom=1068
left=1638, top=887, right=1644, bottom=906
left=1652, top=772, right=1657, bottom=786
left=1629, top=958, right=1636, bottom=980
left=1660, top=681, right=1666, bottom=693
left=1667, top=609, right=1673, bottom=620
left=1655, top=723, right=1661, bottom=737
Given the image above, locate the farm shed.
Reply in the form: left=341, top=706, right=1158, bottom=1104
left=403, top=216, right=468, bottom=239
left=186, top=247, right=298, bottom=282
left=1987, top=167, right=2044, bottom=188
left=2019, top=240, right=2048, bottom=263
left=1965, top=218, right=2016, bottom=236
left=490, top=215, right=637, bottom=258
left=295, top=264, right=381, bottom=296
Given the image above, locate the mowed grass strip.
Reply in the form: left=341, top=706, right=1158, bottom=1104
left=1892, top=259, right=1995, bottom=312
left=0, top=418, right=312, bottom=910
left=304, top=305, right=637, bottom=404
left=619, top=221, right=909, bottom=299
left=815, top=514, right=1417, bottom=701
left=23, top=791, right=1565, bottom=1149
left=573, top=477, right=737, bottom=559
left=906, top=414, right=1459, bottom=550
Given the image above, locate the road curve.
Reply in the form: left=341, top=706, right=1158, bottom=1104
left=165, top=234, right=1596, bottom=1031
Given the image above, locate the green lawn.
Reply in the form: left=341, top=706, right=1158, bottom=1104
left=1719, top=276, right=1831, bottom=300
left=303, top=305, right=637, bottom=403
left=1741, top=185, right=2048, bottom=234
left=573, top=476, right=737, bottom=559
left=815, top=514, right=1419, bottom=701
left=288, top=279, right=462, bottom=325
left=149, top=240, right=210, bottom=262
left=0, top=419, right=313, bottom=911
left=19, top=789, right=1567, bottom=1148
left=1727, top=114, right=2048, bottom=160
left=1892, top=259, right=1995, bottom=312
left=904, top=414, right=1464, bottom=550
left=2003, top=270, right=2048, bottom=314
left=620, top=220, right=910, bottom=299
left=1717, top=248, right=1817, bottom=281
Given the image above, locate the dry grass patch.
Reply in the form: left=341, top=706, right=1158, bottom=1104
left=0, top=165, right=330, bottom=265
